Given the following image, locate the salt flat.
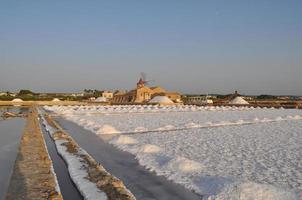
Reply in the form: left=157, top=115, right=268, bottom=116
left=45, top=105, right=302, bottom=200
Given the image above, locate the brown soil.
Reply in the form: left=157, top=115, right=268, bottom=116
left=6, top=107, right=62, bottom=200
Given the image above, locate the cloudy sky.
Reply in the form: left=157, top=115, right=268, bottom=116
left=1, top=0, right=301, bottom=95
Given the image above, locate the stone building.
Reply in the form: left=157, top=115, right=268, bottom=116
left=112, top=78, right=181, bottom=104
left=100, top=91, right=113, bottom=99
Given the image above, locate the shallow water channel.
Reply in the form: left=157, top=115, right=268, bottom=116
left=40, top=118, right=83, bottom=200
left=55, top=117, right=202, bottom=200
left=0, top=107, right=26, bottom=200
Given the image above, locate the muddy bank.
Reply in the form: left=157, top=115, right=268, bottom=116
left=43, top=114, right=135, bottom=200
left=6, top=107, right=62, bottom=200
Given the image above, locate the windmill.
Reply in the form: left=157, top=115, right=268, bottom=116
left=140, top=72, right=154, bottom=86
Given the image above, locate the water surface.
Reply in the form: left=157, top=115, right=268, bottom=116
left=0, top=117, right=25, bottom=200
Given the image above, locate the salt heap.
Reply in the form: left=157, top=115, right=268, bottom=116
left=52, top=98, right=61, bottom=102
left=11, top=98, right=23, bottom=102
left=149, top=96, right=174, bottom=105
left=94, top=97, right=107, bottom=102
left=229, top=97, right=249, bottom=105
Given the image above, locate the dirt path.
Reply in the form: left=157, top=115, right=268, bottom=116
left=6, top=107, right=62, bottom=200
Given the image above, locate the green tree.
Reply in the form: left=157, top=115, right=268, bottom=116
left=18, top=89, right=35, bottom=96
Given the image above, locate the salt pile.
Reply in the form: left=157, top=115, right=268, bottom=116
left=229, top=97, right=249, bottom=105
left=52, top=98, right=61, bottom=102
left=111, top=135, right=138, bottom=145
left=11, top=98, right=23, bottom=102
left=95, top=97, right=107, bottom=102
left=139, top=144, right=161, bottom=153
left=209, top=181, right=297, bottom=200
left=149, top=96, right=174, bottom=104
left=96, top=125, right=120, bottom=135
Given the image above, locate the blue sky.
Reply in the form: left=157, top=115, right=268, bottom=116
left=0, top=0, right=301, bottom=95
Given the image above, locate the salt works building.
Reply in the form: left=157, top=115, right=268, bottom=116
left=112, top=78, right=181, bottom=104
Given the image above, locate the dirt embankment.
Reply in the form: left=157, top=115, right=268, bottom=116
left=44, top=114, right=136, bottom=200
left=0, top=101, right=86, bottom=106
left=6, top=107, right=62, bottom=200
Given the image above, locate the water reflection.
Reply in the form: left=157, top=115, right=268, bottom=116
left=0, top=106, right=28, bottom=121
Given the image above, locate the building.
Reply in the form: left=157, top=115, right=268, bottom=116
left=71, top=93, right=84, bottom=97
left=100, top=91, right=113, bottom=99
left=184, top=95, right=214, bottom=105
left=112, top=78, right=181, bottom=104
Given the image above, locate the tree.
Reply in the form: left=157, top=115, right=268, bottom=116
left=256, top=95, right=277, bottom=100
left=18, top=90, right=35, bottom=96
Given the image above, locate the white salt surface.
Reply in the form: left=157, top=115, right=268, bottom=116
left=46, top=105, right=302, bottom=135
left=56, top=140, right=107, bottom=200
left=129, top=121, right=302, bottom=199
left=44, top=105, right=302, bottom=199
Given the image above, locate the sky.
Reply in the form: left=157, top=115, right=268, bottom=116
left=0, top=0, right=301, bottom=95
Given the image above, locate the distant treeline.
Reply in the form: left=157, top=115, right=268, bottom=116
left=0, top=90, right=84, bottom=101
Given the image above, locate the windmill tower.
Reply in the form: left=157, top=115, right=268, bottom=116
left=137, top=72, right=154, bottom=88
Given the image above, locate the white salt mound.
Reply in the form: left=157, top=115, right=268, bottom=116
left=149, top=96, right=173, bottom=104
left=52, top=98, right=61, bottom=102
left=229, top=97, right=249, bottom=105
left=11, top=98, right=23, bottom=102
left=209, top=181, right=297, bottom=200
left=165, top=157, right=203, bottom=173
left=112, top=136, right=138, bottom=145
left=95, top=97, right=107, bottom=102
left=139, top=144, right=161, bottom=153
left=97, top=125, right=120, bottom=135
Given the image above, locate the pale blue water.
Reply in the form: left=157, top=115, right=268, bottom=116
left=0, top=117, right=25, bottom=200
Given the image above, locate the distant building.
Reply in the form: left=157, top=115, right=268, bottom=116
left=99, top=91, right=113, bottom=99
left=277, top=96, right=290, bottom=100
left=112, top=78, right=181, bottom=104
left=71, top=93, right=84, bottom=97
left=185, top=95, right=213, bottom=105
